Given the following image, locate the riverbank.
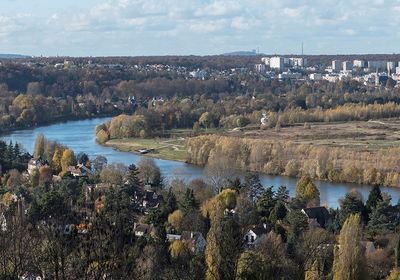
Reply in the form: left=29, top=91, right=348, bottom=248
left=3, top=116, right=400, bottom=207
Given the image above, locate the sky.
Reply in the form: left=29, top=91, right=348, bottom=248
left=1, top=0, right=400, bottom=56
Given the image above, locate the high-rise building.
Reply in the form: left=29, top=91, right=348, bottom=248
left=353, top=60, right=365, bottom=68
left=289, top=57, right=307, bottom=68
left=254, top=64, right=266, bottom=72
left=332, top=60, right=341, bottom=72
left=368, top=61, right=386, bottom=71
left=270, top=57, right=284, bottom=71
left=387, top=61, right=396, bottom=74
left=342, top=61, right=353, bottom=72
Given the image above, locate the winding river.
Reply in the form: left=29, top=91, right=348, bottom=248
left=2, top=117, right=399, bottom=208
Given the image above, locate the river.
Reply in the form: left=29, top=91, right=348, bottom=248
left=2, top=117, right=399, bottom=208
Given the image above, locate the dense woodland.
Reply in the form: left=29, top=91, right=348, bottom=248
left=0, top=135, right=400, bottom=279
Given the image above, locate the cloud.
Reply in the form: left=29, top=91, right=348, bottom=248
left=0, top=0, right=400, bottom=56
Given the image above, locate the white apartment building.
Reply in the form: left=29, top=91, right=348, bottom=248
left=387, top=61, right=396, bottom=73
left=353, top=60, right=365, bottom=68
left=255, top=64, right=266, bottom=72
left=261, top=57, right=270, bottom=66
left=342, top=61, right=353, bottom=72
left=289, top=57, right=307, bottom=68
left=270, top=57, right=284, bottom=71
left=332, top=60, right=341, bottom=72
left=309, top=73, right=322, bottom=80
left=396, top=67, right=400, bottom=75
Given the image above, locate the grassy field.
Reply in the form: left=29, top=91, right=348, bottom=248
left=105, top=128, right=225, bottom=162
left=106, top=137, right=188, bottom=162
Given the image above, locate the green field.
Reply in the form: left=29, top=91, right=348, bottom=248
left=106, top=137, right=187, bottom=162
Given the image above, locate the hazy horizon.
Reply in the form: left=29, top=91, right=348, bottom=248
left=1, top=0, right=400, bottom=57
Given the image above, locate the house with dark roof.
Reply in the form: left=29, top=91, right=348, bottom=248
left=67, top=164, right=93, bottom=178
left=301, top=206, right=331, bottom=228
left=141, top=191, right=162, bottom=208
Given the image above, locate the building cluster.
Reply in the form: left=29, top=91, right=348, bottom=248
left=255, top=56, right=400, bottom=87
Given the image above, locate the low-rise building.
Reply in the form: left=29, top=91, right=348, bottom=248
left=301, top=206, right=331, bottom=228
left=309, top=73, right=322, bottom=80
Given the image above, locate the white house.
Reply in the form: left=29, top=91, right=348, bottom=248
left=243, top=225, right=267, bottom=247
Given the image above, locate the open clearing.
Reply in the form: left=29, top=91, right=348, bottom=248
left=229, top=118, right=400, bottom=150
left=106, top=137, right=187, bottom=162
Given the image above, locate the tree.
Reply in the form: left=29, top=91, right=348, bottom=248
left=137, top=157, right=161, bottom=187
left=296, top=175, right=320, bottom=206
left=199, top=112, right=212, bottom=129
left=169, top=240, right=186, bottom=258
left=243, top=173, right=264, bottom=202
left=124, top=164, right=142, bottom=196
left=39, top=165, right=53, bottom=185
left=366, top=199, right=395, bottom=235
left=285, top=209, right=309, bottom=257
left=205, top=215, right=241, bottom=280
left=180, top=189, right=198, bottom=213
left=339, top=190, right=367, bottom=226
left=256, top=187, right=276, bottom=222
left=168, top=209, right=184, bottom=233
left=60, top=149, right=77, bottom=171
left=51, top=147, right=63, bottom=173
left=333, top=214, right=366, bottom=280
left=366, top=185, right=383, bottom=211
left=34, top=133, right=45, bottom=158
left=276, top=185, right=290, bottom=203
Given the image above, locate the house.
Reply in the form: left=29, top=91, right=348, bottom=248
left=301, top=207, right=331, bottom=228
left=141, top=191, right=162, bottom=208
left=18, top=272, right=43, bottom=280
left=181, top=231, right=207, bottom=253
left=67, top=164, right=93, bottom=178
left=134, top=223, right=156, bottom=237
left=243, top=225, right=268, bottom=247
left=27, top=157, right=49, bottom=175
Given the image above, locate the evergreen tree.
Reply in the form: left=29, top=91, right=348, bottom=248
left=124, top=164, right=142, bottom=196
left=162, top=189, right=177, bottom=217
left=180, top=189, right=198, bottom=213
left=296, top=175, right=320, bottom=205
left=269, top=200, right=288, bottom=222
left=333, top=214, right=365, bottom=280
left=366, top=199, right=394, bottom=234
left=276, top=185, right=290, bottom=203
left=244, top=173, right=264, bottom=202
left=256, top=186, right=276, bottom=221
left=366, top=185, right=383, bottom=211
left=339, top=191, right=368, bottom=226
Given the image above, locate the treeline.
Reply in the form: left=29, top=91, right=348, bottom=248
left=186, top=135, right=400, bottom=187
left=0, top=140, right=29, bottom=175
left=267, top=102, right=400, bottom=127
